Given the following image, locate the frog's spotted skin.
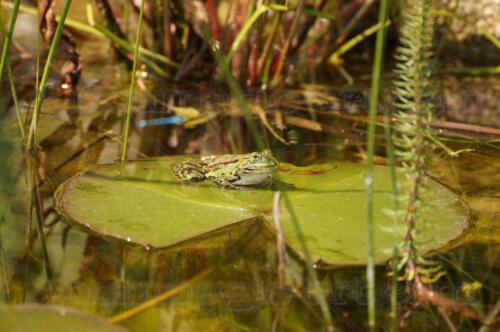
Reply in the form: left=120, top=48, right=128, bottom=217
left=173, top=161, right=205, bottom=182
left=173, top=150, right=278, bottom=188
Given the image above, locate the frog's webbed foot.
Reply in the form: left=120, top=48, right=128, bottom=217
left=263, top=175, right=273, bottom=188
left=173, top=161, right=205, bottom=182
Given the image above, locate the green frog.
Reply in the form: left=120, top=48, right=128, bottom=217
left=173, top=150, right=278, bottom=188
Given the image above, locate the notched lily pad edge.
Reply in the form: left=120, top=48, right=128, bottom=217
left=422, top=176, right=474, bottom=253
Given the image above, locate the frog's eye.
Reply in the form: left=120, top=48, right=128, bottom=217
left=252, top=153, right=259, bottom=159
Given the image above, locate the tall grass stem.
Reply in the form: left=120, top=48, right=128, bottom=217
left=383, top=106, right=399, bottom=330
left=6, top=60, right=25, bottom=140
left=121, top=0, right=145, bottom=162
left=124, top=0, right=129, bottom=39
left=271, top=0, right=305, bottom=86
left=365, top=0, right=390, bottom=330
left=33, top=182, right=52, bottom=279
left=328, top=21, right=391, bottom=65
left=0, top=0, right=21, bottom=93
left=0, top=223, right=10, bottom=301
left=227, top=5, right=267, bottom=62
left=260, top=12, right=282, bottom=88
left=226, top=4, right=292, bottom=63
left=433, top=10, right=500, bottom=50
left=27, top=0, right=73, bottom=148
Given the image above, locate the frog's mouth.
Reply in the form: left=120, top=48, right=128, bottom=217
left=244, top=165, right=275, bottom=171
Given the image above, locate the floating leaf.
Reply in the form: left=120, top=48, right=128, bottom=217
left=0, top=304, right=129, bottom=332
left=276, top=163, right=469, bottom=264
left=55, top=158, right=469, bottom=264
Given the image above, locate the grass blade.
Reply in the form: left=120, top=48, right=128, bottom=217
left=27, top=0, right=73, bottom=148
left=365, top=0, right=390, bottom=330
left=121, top=0, right=145, bottom=162
left=0, top=0, right=21, bottom=93
left=6, top=60, right=25, bottom=140
left=383, top=106, right=400, bottom=330
left=0, top=217, right=10, bottom=301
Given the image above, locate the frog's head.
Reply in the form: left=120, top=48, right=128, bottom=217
left=244, top=150, right=278, bottom=170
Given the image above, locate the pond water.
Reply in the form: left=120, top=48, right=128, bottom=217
left=1, top=14, right=499, bottom=332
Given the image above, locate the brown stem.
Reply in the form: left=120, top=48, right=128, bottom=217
left=162, top=1, right=174, bottom=59
left=93, top=0, right=126, bottom=38
left=205, top=0, right=221, bottom=41
left=271, top=0, right=305, bottom=86
left=257, top=11, right=282, bottom=78
left=288, top=0, right=328, bottom=57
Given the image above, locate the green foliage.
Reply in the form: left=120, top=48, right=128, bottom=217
left=392, top=0, right=444, bottom=290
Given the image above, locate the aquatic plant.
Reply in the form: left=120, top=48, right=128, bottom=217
left=392, top=0, right=446, bottom=296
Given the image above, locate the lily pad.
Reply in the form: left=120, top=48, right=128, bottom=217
left=0, top=304, right=130, bottom=332
left=55, top=157, right=469, bottom=264
left=276, top=163, right=469, bottom=264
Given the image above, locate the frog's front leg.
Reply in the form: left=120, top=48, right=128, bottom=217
left=173, top=161, right=205, bottom=182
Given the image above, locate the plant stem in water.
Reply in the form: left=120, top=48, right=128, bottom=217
left=122, top=0, right=146, bottom=162
left=0, top=0, right=21, bottom=93
left=6, top=60, right=25, bottom=140
left=27, top=0, right=73, bottom=148
left=365, top=0, right=390, bottom=330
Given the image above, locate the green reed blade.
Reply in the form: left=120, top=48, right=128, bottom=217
left=6, top=60, right=25, bottom=140
left=328, top=21, right=391, bottom=64
left=383, top=106, right=400, bottom=331
left=271, top=0, right=305, bottom=86
left=0, top=0, right=21, bottom=93
left=366, top=0, right=390, bottom=330
left=121, top=0, right=145, bottom=162
left=32, top=182, right=52, bottom=279
left=27, top=0, right=73, bottom=148
left=227, top=4, right=290, bottom=63
left=259, top=11, right=282, bottom=88
left=124, top=0, right=129, bottom=39
left=0, top=216, right=10, bottom=301
left=434, top=10, right=500, bottom=50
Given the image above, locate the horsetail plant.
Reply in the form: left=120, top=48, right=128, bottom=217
left=392, top=0, right=446, bottom=297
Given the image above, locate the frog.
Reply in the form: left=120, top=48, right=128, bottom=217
left=173, top=150, right=278, bottom=188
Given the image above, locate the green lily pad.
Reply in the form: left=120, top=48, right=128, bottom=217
left=54, top=157, right=469, bottom=264
left=277, top=163, right=469, bottom=264
left=0, top=304, right=130, bottom=332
